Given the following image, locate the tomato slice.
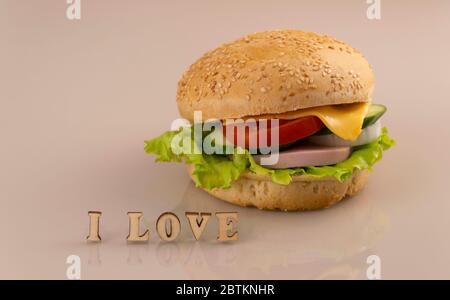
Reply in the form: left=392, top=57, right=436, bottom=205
left=223, top=116, right=324, bottom=149
left=276, top=116, right=324, bottom=145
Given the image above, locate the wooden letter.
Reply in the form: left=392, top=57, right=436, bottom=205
left=156, top=212, right=181, bottom=241
left=87, top=211, right=102, bottom=242
left=215, top=212, right=238, bottom=241
left=185, top=212, right=211, bottom=240
left=127, top=212, right=149, bottom=242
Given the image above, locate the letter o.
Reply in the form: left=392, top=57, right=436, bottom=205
left=156, top=212, right=181, bottom=241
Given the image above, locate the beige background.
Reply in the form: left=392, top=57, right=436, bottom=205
left=1, top=0, right=450, bottom=279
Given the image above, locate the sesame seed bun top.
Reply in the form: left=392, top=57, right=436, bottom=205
left=176, top=30, right=374, bottom=121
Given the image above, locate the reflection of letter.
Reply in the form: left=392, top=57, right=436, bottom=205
left=127, top=212, right=149, bottom=242
left=87, top=211, right=102, bottom=242
left=87, top=243, right=101, bottom=266
left=185, top=212, right=211, bottom=240
left=127, top=245, right=143, bottom=265
left=156, top=243, right=180, bottom=266
left=215, top=212, right=238, bottom=241
left=156, top=212, right=181, bottom=241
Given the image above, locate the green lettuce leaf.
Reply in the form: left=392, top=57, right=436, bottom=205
left=144, top=127, right=395, bottom=190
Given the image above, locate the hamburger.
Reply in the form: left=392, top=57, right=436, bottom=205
left=145, top=30, right=395, bottom=211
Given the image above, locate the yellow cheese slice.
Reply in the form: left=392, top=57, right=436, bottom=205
left=254, top=102, right=369, bottom=141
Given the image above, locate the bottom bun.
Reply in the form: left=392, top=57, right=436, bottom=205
left=187, top=165, right=370, bottom=211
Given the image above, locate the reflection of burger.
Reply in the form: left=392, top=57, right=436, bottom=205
left=176, top=181, right=390, bottom=279
left=145, top=30, right=394, bottom=211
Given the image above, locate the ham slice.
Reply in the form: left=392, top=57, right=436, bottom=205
left=253, top=142, right=351, bottom=169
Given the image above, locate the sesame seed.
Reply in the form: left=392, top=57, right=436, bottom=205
left=177, top=30, right=363, bottom=108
